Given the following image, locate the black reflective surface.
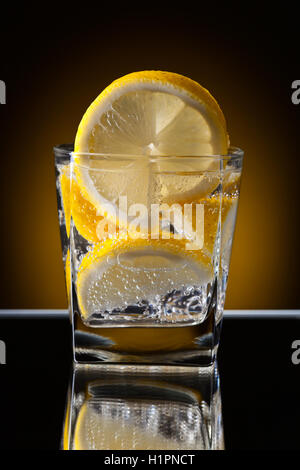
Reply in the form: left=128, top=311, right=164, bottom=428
left=0, top=315, right=299, bottom=450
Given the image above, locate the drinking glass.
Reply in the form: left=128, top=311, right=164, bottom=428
left=54, top=145, right=243, bottom=365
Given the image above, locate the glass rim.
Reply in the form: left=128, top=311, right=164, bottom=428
left=54, top=144, right=243, bottom=161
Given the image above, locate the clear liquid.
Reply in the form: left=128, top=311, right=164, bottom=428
left=79, top=249, right=215, bottom=326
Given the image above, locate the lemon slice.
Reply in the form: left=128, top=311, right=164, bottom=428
left=76, top=237, right=213, bottom=322
left=74, top=71, right=229, bottom=225
left=172, top=166, right=242, bottom=256
left=65, top=248, right=70, bottom=302
left=59, top=164, right=117, bottom=243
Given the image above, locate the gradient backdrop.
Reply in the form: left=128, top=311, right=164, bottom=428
left=0, top=5, right=299, bottom=309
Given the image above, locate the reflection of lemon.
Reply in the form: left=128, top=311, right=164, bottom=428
left=202, top=195, right=235, bottom=255
left=65, top=249, right=70, bottom=302
left=74, top=401, right=203, bottom=450
left=202, top=169, right=241, bottom=255
left=223, top=170, right=241, bottom=196
left=167, top=194, right=235, bottom=258
left=60, top=164, right=116, bottom=243
left=76, top=237, right=213, bottom=321
left=62, top=390, right=71, bottom=450
left=74, top=70, right=229, bottom=225
left=59, top=167, right=71, bottom=237
left=178, top=168, right=241, bottom=256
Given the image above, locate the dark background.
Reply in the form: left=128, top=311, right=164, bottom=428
left=0, top=4, right=299, bottom=309
left=0, top=4, right=300, bottom=452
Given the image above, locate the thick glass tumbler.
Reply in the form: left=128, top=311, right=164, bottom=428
left=54, top=145, right=243, bottom=365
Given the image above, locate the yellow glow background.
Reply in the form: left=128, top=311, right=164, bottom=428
left=0, top=16, right=299, bottom=309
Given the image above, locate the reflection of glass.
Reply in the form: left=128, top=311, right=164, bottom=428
left=54, top=145, right=243, bottom=365
left=54, top=144, right=73, bottom=319
left=62, top=363, right=223, bottom=450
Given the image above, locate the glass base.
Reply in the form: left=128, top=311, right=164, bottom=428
left=72, top=308, right=222, bottom=366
